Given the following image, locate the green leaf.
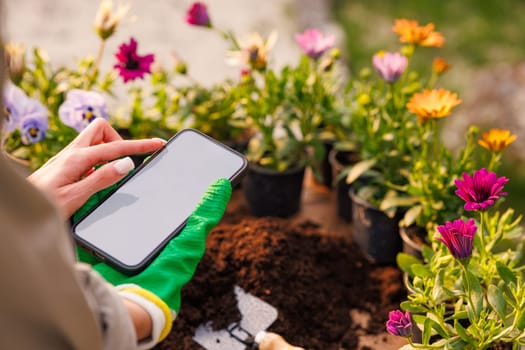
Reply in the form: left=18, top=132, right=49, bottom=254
left=397, top=253, right=423, bottom=274
left=411, top=264, right=432, bottom=278
left=402, top=205, right=423, bottom=227
left=431, top=269, right=445, bottom=301
left=421, top=245, right=434, bottom=261
left=400, top=301, right=428, bottom=313
left=454, top=321, right=475, bottom=346
left=379, top=195, right=419, bottom=213
left=422, top=317, right=433, bottom=345
left=345, top=159, right=377, bottom=184
left=487, top=284, right=507, bottom=320
left=496, top=261, right=517, bottom=285
left=464, top=268, right=483, bottom=318
left=517, top=311, right=525, bottom=331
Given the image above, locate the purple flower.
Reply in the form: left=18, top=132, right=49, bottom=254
left=455, top=168, right=508, bottom=211
left=185, top=2, right=211, bottom=27
left=113, top=37, right=155, bottom=83
left=20, top=114, right=48, bottom=145
left=372, top=52, right=408, bottom=83
left=58, top=89, right=108, bottom=132
left=295, top=28, right=335, bottom=59
left=386, top=310, right=412, bottom=337
left=3, top=83, right=28, bottom=133
left=3, top=82, right=48, bottom=138
left=436, top=218, right=477, bottom=259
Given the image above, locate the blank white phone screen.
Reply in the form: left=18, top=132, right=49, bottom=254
left=74, top=130, right=245, bottom=269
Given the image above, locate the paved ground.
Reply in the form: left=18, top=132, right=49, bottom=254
left=4, top=0, right=342, bottom=86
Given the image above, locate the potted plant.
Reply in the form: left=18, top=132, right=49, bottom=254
left=391, top=168, right=525, bottom=349
left=342, top=18, right=447, bottom=263
left=2, top=0, right=179, bottom=170
left=238, top=39, right=343, bottom=217
left=184, top=2, right=345, bottom=217
left=398, top=123, right=517, bottom=260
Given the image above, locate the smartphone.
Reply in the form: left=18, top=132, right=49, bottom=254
left=72, top=129, right=248, bottom=275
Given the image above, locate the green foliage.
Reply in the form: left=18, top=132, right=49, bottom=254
left=401, top=207, right=525, bottom=349
left=239, top=54, right=346, bottom=171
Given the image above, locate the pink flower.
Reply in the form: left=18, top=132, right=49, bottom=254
left=295, top=28, right=335, bottom=59
left=386, top=310, right=412, bottom=337
left=114, top=37, right=154, bottom=83
left=437, top=219, right=477, bottom=259
left=455, top=168, right=508, bottom=211
left=372, top=52, right=408, bottom=83
left=185, top=2, right=211, bottom=27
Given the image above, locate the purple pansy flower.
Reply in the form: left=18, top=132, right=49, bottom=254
left=295, top=28, right=335, bottom=59
left=185, top=2, right=211, bottom=27
left=3, top=82, right=30, bottom=133
left=386, top=310, right=412, bottom=337
left=58, top=89, right=108, bottom=132
left=20, top=113, right=48, bottom=145
left=436, top=218, right=477, bottom=259
left=3, top=82, right=48, bottom=139
left=113, top=37, right=155, bottom=83
left=372, top=52, right=408, bottom=83
left=455, top=168, right=508, bottom=211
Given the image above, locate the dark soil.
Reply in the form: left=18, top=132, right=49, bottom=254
left=155, top=203, right=405, bottom=350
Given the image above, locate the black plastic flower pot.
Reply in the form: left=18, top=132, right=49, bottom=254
left=329, top=149, right=361, bottom=222
left=242, top=163, right=306, bottom=217
left=399, top=225, right=427, bottom=261
left=350, top=188, right=402, bottom=264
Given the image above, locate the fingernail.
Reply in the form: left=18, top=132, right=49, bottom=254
left=114, top=157, right=135, bottom=175
left=153, top=137, right=167, bottom=144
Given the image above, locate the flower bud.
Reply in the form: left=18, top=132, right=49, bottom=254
left=400, top=44, right=414, bottom=58
left=94, top=0, right=130, bottom=41
left=357, top=93, right=371, bottom=106
left=175, top=62, right=188, bottom=75
left=432, top=57, right=451, bottom=75
left=330, top=48, right=340, bottom=60
left=4, top=42, right=26, bottom=84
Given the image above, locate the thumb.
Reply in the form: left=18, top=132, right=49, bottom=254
left=65, top=157, right=134, bottom=217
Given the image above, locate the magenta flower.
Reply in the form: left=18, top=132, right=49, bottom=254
left=386, top=310, right=412, bottom=337
left=114, top=37, right=154, bottom=83
left=372, top=52, right=408, bottom=83
left=437, top=218, right=477, bottom=259
left=185, top=2, right=211, bottom=27
left=58, top=89, right=108, bottom=132
left=455, top=168, right=508, bottom=211
left=295, top=28, right=335, bottom=59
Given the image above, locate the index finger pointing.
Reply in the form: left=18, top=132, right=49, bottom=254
left=75, top=118, right=123, bottom=147
left=80, top=138, right=166, bottom=166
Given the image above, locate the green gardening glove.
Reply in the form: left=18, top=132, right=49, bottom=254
left=75, top=177, right=232, bottom=313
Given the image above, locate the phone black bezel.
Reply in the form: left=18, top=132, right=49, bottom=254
left=71, top=128, right=248, bottom=275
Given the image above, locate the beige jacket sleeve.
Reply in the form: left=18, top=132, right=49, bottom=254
left=0, top=156, right=137, bottom=350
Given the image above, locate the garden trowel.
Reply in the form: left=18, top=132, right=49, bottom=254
left=193, top=285, right=279, bottom=350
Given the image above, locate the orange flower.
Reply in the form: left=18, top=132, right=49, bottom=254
left=432, top=57, right=451, bottom=75
left=392, top=19, right=445, bottom=48
left=478, top=128, right=517, bottom=152
left=406, top=88, right=461, bottom=122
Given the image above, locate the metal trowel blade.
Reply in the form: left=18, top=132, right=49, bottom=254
left=193, top=285, right=278, bottom=350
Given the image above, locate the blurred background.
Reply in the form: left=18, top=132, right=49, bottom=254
left=5, top=0, right=525, bottom=212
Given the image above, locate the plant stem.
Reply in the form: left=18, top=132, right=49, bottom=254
left=478, top=211, right=486, bottom=259
left=88, top=40, right=106, bottom=89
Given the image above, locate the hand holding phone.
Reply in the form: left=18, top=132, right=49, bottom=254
left=72, top=129, right=247, bottom=274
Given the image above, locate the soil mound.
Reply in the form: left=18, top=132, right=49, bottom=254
left=156, top=215, right=404, bottom=350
